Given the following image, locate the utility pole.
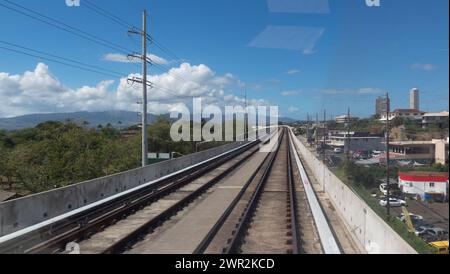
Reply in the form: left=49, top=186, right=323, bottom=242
left=244, top=86, right=248, bottom=140
left=141, top=10, right=148, bottom=167
left=128, top=10, right=150, bottom=167
left=306, top=113, right=310, bottom=143
left=323, top=109, right=327, bottom=192
left=323, top=109, right=326, bottom=150
left=386, top=92, right=391, bottom=217
left=316, top=113, right=319, bottom=149
left=346, top=107, right=351, bottom=161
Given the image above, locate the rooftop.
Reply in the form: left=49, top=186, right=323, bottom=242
left=390, top=141, right=435, bottom=145
left=392, top=109, right=425, bottom=114
left=423, top=111, right=449, bottom=117
left=399, top=171, right=449, bottom=177
left=398, top=171, right=449, bottom=183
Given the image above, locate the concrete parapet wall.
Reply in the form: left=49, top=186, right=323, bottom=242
left=292, top=135, right=417, bottom=254
left=0, top=141, right=246, bottom=237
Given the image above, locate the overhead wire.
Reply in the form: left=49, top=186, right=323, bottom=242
left=0, top=0, right=135, bottom=55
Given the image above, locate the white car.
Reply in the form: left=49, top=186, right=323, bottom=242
left=399, top=213, right=423, bottom=223
left=399, top=213, right=424, bottom=226
left=372, top=150, right=382, bottom=157
left=333, top=148, right=343, bottom=153
left=379, top=197, right=406, bottom=207
left=379, top=183, right=400, bottom=196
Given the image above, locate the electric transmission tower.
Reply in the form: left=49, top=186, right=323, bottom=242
left=128, top=10, right=152, bottom=167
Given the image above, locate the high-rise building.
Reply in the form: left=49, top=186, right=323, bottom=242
left=375, top=96, right=388, bottom=116
left=410, top=88, right=419, bottom=110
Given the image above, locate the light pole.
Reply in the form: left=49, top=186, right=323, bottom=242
left=385, top=92, right=391, bottom=217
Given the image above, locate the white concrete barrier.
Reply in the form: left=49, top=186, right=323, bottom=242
left=289, top=129, right=416, bottom=254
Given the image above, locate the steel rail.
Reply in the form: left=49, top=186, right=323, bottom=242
left=287, top=131, right=301, bottom=254
left=222, top=129, right=285, bottom=254
left=101, top=144, right=262, bottom=254
left=192, top=130, right=278, bottom=254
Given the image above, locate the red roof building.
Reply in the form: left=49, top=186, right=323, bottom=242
left=398, top=171, right=449, bottom=200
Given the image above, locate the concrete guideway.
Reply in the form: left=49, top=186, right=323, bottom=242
left=126, top=138, right=278, bottom=254
left=0, top=141, right=252, bottom=244
left=0, top=127, right=362, bottom=254
left=78, top=146, right=262, bottom=254
left=288, top=128, right=341, bottom=254
left=126, top=128, right=328, bottom=254
left=0, top=131, right=275, bottom=253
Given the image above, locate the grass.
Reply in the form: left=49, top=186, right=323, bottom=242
left=334, top=167, right=433, bottom=254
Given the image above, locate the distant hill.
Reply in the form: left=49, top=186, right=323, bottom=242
left=0, top=111, right=167, bottom=130
left=0, top=111, right=298, bottom=130
left=278, top=117, right=298, bottom=123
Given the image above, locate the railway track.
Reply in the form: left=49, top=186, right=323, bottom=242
left=0, top=133, right=272, bottom=254
left=194, top=128, right=325, bottom=254
left=219, top=129, right=301, bottom=254
left=0, top=127, right=340, bottom=254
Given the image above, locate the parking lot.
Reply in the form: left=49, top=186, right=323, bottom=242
left=392, top=200, right=449, bottom=241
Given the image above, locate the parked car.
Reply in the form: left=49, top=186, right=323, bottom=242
left=333, top=148, right=343, bottom=153
left=372, top=150, right=382, bottom=157
left=399, top=213, right=423, bottom=224
left=379, top=183, right=400, bottom=196
left=379, top=197, right=406, bottom=207
left=415, top=226, right=431, bottom=237
left=426, top=228, right=448, bottom=241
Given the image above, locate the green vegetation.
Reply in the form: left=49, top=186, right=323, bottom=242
left=335, top=161, right=439, bottom=253
left=392, top=117, right=448, bottom=140
left=0, top=118, right=199, bottom=195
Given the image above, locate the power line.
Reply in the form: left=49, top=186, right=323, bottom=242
left=0, top=42, right=195, bottom=98
left=0, top=45, right=124, bottom=78
left=77, top=0, right=184, bottom=66
left=0, top=40, right=130, bottom=77
left=83, top=0, right=132, bottom=29
left=150, top=36, right=184, bottom=65
left=0, top=0, right=134, bottom=55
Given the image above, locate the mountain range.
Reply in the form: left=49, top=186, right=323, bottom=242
left=0, top=111, right=298, bottom=130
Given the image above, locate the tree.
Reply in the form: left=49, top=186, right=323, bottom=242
left=391, top=117, right=405, bottom=128
left=0, top=148, right=6, bottom=189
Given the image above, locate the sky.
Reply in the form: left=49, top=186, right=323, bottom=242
left=0, top=0, right=448, bottom=119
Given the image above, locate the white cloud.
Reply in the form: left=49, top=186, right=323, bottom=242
left=410, top=63, right=437, bottom=71
left=103, top=53, right=138, bottom=63
left=281, top=90, right=302, bottom=96
left=103, top=53, right=169, bottom=65
left=148, top=54, right=169, bottom=65
left=288, top=106, right=299, bottom=113
left=0, top=62, right=269, bottom=118
left=286, top=69, right=300, bottom=75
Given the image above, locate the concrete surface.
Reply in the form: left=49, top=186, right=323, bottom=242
left=127, top=143, right=274, bottom=254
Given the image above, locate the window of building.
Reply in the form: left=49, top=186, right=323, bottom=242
left=429, top=182, right=435, bottom=187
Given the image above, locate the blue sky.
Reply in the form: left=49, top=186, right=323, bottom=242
left=0, top=0, right=448, bottom=119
